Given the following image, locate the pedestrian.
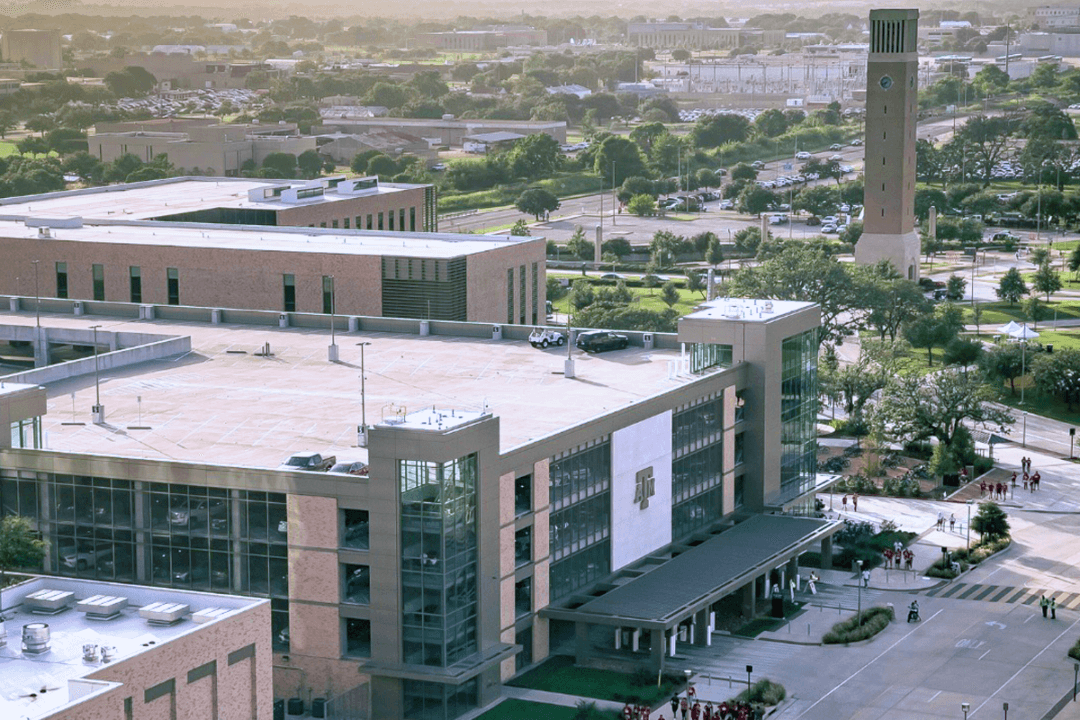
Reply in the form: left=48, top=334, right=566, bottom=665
left=1033, top=471, right=1041, bottom=490
left=789, top=577, right=796, bottom=602
left=842, top=494, right=848, bottom=512
left=692, top=701, right=701, bottom=720
left=949, top=514, right=956, bottom=532
left=852, top=493, right=858, bottom=512
left=895, top=540, right=903, bottom=555
left=905, top=549, right=914, bottom=570
left=937, top=511, right=945, bottom=530
left=1052, top=597, right=1058, bottom=619
left=979, top=480, right=986, bottom=497
left=808, top=570, right=818, bottom=595
left=671, top=696, right=680, bottom=720
left=884, top=548, right=893, bottom=567
left=1041, top=595, right=1049, bottom=618
left=1023, top=474, right=1029, bottom=491
left=1010, top=471, right=1017, bottom=487
left=624, top=704, right=633, bottom=720
left=862, top=569, right=870, bottom=588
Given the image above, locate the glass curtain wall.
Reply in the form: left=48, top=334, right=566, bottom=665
left=671, top=394, right=724, bottom=539
left=549, top=440, right=611, bottom=601
left=780, top=330, right=818, bottom=500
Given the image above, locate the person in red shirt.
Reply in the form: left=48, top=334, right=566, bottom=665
left=691, top=701, right=701, bottom=720
left=624, top=703, right=633, bottom=720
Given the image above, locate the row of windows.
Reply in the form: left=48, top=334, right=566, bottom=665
left=672, top=484, right=724, bottom=541
left=505, top=263, right=540, bottom=325
left=55, top=263, right=180, bottom=305
left=550, top=492, right=609, bottom=563
left=549, top=439, right=611, bottom=512
left=314, top=207, right=417, bottom=233
left=550, top=540, right=610, bottom=602
left=672, top=395, right=723, bottom=458
left=282, top=274, right=346, bottom=314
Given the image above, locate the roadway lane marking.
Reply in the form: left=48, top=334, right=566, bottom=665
left=928, top=691, right=941, bottom=703
left=792, top=609, right=944, bottom=719
left=969, top=615, right=1080, bottom=717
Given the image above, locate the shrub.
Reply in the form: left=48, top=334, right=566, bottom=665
left=734, top=679, right=786, bottom=706
left=926, top=556, right=969, bottom=579
left=823, top=606, right=895, bottom=644
left=1070, top=637, right=1080, bottom=662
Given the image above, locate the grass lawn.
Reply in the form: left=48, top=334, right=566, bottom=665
left=963, top=300, right=1080, bottom=325
left=508, top=655, right=682, bottom=706
left=997, top=389, right=1080, bottom=427
left=0, top=141, right=17, bottom=157
left=551, top=282, right=707, bottom=317
left=474, top=699, right=609, bottom=720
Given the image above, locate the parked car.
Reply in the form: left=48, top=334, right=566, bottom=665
left=851, top=138, right=864, bottom=146
left=278, top=452, right=336, bottom=472
left=529, top=328, right=566, bottom=348
left=59, top=542, right=111, bottom=570
left=599, top=272, right=626, bottom=280
left=751, top=160, right=766, bottom=170
left=821, top=224, right=838, bottom=234
left=795, top=151, right=811, bottom=160
left=719, top=199, right=734, bottom=210
left=576, top=330, right=629, bottom=353
left=829, top=143, right=843, bottom=150
left=829, top=154, right=844, bottom=162
left=330, top=461, right=369, bottom=476
left=805, top=216, right=821, bottom=226
left=769, top=214, right=788, bottom=225
left=169, top=497, right=228, bottom=530
left=990, top=231, right=1021, bottom=243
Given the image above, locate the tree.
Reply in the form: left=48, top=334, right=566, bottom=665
left=261, top=152, right=298, bottom=178
left=16, top=137, right=49, bottom=156
left=955, top=115, right=1016, bottom=185
left=1023, top=295, right=1048, bottom=329
left=996, top=267, right=1028, bottom=306
left=705, top=238, right=724, bottom=270
left=687, top=271, right=706, bottom=298
left=366, top=154, right=398, bottom=178
left=971, top=502, right=1011, bottom=541
left=1032, top=261, right=1063, bottom=302
left=660, top=280, right=680, bottom=308
left=627, top=194, right=656, bottom=216
left=737, top=185, right=777, bottom=216
left=565, top=226, right=593, bottom=261
left=649, top=230, right=686, bottom=266
left=914, top=186, right=948, bottom=220
left=1068, top=244, right=1080, bottom=281
left=860, top=271, right=930, bottom=341
left=946, top=274, right=967, bottom=301
left=618, top=176, right=657, bottom=203
left=509, top=219, right=531, bottom=236
left=754, top=108, right=788, bottom=138
left=601, top=237, right=632, bottom=259
left=943, top=337, right=984, bottom=371
left=593, top=136, right=647, bottom=185
left=515, top=188, right=560, bottom=220
left=878, top=369, right=1014, bottom=455
left=409, top=70, right=449, bottom=98
left=981, top=343, right=1026, bottom=395
left=1033, top=348, right=1080, bottom=410
left=794, top=184, right=839, bottom=218
left=690, top=113, right=751, bottom=148
left=508, top=133, right=562, bottom=179
left=629, top=122, right=668, bottom=154
left=569, top=278, right=595, bottom=310
left=297, top=149, right=324, bottom=179
left=729, top=162, right=758, bottom=182
left=574, top=304, right=679, bottom=333
left=902, top=303, right=964, bottom=366
left=62, top=151, right=104, bottom=184
left=671, top=49, right=691, bottom=62
left=0, top=515, right=47, bottom=587
left=104, top=66, right=157, bottom=97
left=0, top=111, right=13, bottom=139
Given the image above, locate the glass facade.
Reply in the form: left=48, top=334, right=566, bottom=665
left=0, top=472, right=290, bottom=650
left=400, top=454, right=479, bottom=668
left=671, top=395, right=725, bottom=539
left=402, top=679, right=478, bottom=720
left=549, top=440, right=611, bottom=601
left=690, top=343, right=733, bottom=373
left=780, top=330, right=818, bottom=500
left=10, top=418, right=41, bottom=449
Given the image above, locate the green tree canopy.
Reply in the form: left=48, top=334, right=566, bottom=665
left=515, top=188, right=560, bottom=220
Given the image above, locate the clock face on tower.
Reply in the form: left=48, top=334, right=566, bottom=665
left=879, top=75, right=894, bottom=90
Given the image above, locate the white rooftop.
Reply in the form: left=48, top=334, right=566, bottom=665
left=0, top=218, right=534, bottom=260
left=684, top=298, right=816, bottom=323
left=0, top=576, right=263, bottom=720
left=380, top=407, right=490, bottom=432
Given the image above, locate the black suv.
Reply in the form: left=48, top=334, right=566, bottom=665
left=576, top=330, right=629, bottom=353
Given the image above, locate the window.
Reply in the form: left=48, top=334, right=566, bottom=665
left=515, top=577, right=532, bottom=618
left=319, top=222, right=326, bottom=228
left=343, top=564, right=370, bottom=604
left=55, top=262, right=67, bottom=299
left=735, top=391, right=746, bottom=423
left=531, top=262, right=538, bottom=325
left=366, top=214, right=372, bottom=230
left=343, top=218, right=350, bottom=229
left=519, top=264, right=526, bottom=325
left=507, top=269, right=514, bottom=324
left=399, top=209, right=406, bottom=232
left=10, top=418, right=41, bottom=449
left=378, top=212, right=384, bottom=231
left=332, top=219, right=339, bottom=229
left=167, top=268, right=179, bottom=305
left=515, top=527, right=532, bottom=567
left=323, top=276, right=334, bottom=314
left=388, top=211, right=394, bottom=231
left=734, top=433, right=745, bottom=466
left=92, top=264, right=104, bottom=301
left=515, top=626, right=533, bottom=670
left=514, top=475, right=531, bottom=516
left=282, top=274, right=295, bottom=312
left=410, top=206, right=416, bottom=232
left=345, top=618, right=371, bottom=657
left=342, top=509, right=369, bottom=549
left=129, top=267, right=141, bottom=303
left=734, top=475, right=745, bottom=508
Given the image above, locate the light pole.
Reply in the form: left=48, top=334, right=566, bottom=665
left=856, top=559, right=864, bottom=625
left=1023, top=411, right=1028, bottom=448
left=90, top=324, right=103, bottom=424
left=1073, top=662, right=1078, bottom=701
left=357, top=341, right=371, bottom=446
left=966, top=500, right=973, bottom=550
left=327, top=275, right=338, bottom=362
left=962, top=702, right=970, bottom=720
left=1003, top=701, right=1009, bottom=719
left=31, top=259, right=39, bottom=329
left=684, top=669, right=693, bottom=701
left=1020, top=333, right=1029, bottom=405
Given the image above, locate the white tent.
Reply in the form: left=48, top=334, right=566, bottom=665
left=1010, top=324, right=1039, bottom=341
left=1000, top=321, right=1022, bottom=335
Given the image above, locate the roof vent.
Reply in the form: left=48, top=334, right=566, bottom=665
left=25, top=589, right=75, bottom=615
left=192, top=607, right=233, bottom=624
left=139, top=601, right=189, bottom=626
left=76, top=595, right=128, bottom=621
left=37, top=226, right=51, bottom=238
left=22, top=622, right=50, bottom=654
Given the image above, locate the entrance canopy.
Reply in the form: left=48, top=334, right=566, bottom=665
left=543, top=515, right=837, bottom=631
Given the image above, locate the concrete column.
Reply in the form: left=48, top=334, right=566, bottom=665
left=631, top=629, right=640, bottom=652
left=575, top=622, right=591, bottom=665
left=650, top=629, right=665, bottom=672
left=741, top=579, right=757, bottom=618
left=614, top=628, right=622, bottom=650
left=786, top=557, right=799, bottom=590
left=694, top=609, right=710, bottom=647
left=33, top=327, right=48, bottom=368
left=821, top=536, right=833, bottom=569
left=668, top=631, right=677, bottom=657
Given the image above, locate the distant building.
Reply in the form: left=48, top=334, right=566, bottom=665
left=89, top=121, right=315, bottom=176
left=416, top=26, right=548, bottom=51
left=1029, top=5, right=1080, bottom=29
left=1021, top=31, right=1080, bottom=56
left=79, top=53, right=284, bottom=91
left=0, top=575, right=271, bottom=720
left=462, top=131, right=525, bottom=154
left=627, top=22, right=785, bottom=50
left=545, top=83, right=592, bottom=98
left=1, top=29, right=62, bottom=70
left=316, top=130, right=436, bottom=165
left=318, top=116, right=566, bottom=147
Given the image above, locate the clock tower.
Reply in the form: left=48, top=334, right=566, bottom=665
left=855, top=8, right=921, bottom=281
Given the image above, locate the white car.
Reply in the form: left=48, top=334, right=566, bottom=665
left=821, top=224, right=838, bottom=234
left=719, top=199, right=734, bottom=210
left=769, top=214, right=788, bottom=225
left=795, top=151, right=811, bottom=160
left=529, top=329, right=566, bottom=348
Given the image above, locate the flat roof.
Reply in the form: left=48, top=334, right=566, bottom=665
left=0, top=576, right=263, bottom=720
left=0, top=218, right=535, bottom=260
left=3, top=313, right=693, bottom=466
left=683, top=298, right=816, bottom=324
left=556, top=515, right=833, bottom=627
left=0, top=177, right=426, bottom=221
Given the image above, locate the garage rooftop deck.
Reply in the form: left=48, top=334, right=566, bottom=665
left=2, top=313, right=696, bottom=467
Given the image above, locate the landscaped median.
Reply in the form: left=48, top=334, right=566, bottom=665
left=926, top=537, right=1012, bottom=579
left=507, top=655, right=685, bottom=707
left=823, top=606, right=895, bottom=645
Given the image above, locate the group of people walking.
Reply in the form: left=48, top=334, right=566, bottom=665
left=1019, top=457, right=1042, bottom=492
left=840, top=494, right=858, bottom=512
left=1040, top=595, right=1059, bottom=619
left=980, top=481, right=1010, bottom=500
left=646, top=695, right=757, bottom=720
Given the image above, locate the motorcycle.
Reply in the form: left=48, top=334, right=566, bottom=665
left=907, top=605, right=921, bottom=623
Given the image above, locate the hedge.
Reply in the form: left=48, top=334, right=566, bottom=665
left=733, top=679, right=786, bottom=706
left=1069, top=637, right=1080, bottom=662
left=823, top=606, right=895, bottom=644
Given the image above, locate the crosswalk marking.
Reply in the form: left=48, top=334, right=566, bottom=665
left=924, top=582, right=1080, bottom=609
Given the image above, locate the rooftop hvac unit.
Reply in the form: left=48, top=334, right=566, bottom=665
left=22, top=622, right=50, bottom=654
left=24, top=589, right=75, bottom=615
left=37, top=227, right=52, bottom=238
left=139, top=602, right=190, bottom=626
left=192, top=607, right=233, bottom=624
left=76, top=595, right=128, bottom=621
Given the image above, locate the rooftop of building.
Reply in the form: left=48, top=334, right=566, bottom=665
left=3, top=312, right=701, bottom=466
left=0, top=177, right=426, bottom=222
left=0, top=217, right=533, bottom=260
left=0, top=575, right=264, bottom=720
left=683, top=298, right=817, bottom=324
